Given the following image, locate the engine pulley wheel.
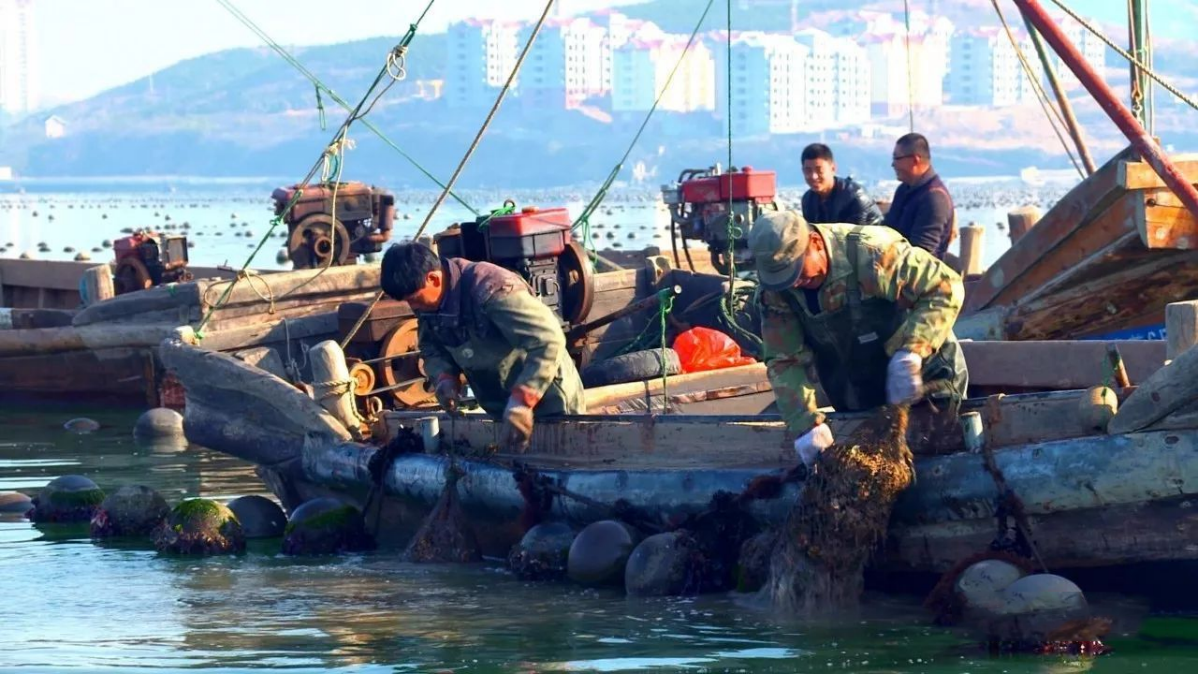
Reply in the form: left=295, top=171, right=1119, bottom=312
left=559, top=240, right=595, bottom=324
left=288, top=214, right=352, bottom=269
left=347, top=360, right=376, bottom=396
left=376, top=319, right=434, bottom=408
left=113, top=257, right=153, bottom=295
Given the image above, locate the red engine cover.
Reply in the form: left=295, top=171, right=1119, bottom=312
left=680, top=166, right=776, bottom=204
left=486, top=207, right=572, bottom=260
left=113, top=232, right=153, bottom=261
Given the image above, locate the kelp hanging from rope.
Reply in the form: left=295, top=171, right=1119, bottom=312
left=766, top=405, right=914, bottom=613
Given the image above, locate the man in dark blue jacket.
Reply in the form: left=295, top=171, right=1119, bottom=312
left=883, top=133, right=956, bottom=260
left=799, top=143, right=883, bottom=228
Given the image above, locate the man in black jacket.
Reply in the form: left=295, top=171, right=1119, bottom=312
left=883, top=133, right=956, bottom=260
left=799, top=143, right=884, bottom=228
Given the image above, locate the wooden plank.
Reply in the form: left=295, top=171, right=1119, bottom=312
left=1141, top=187, right=1198, bottom=249
left=984, top=193, right=1140, bottom=309
left=960, top=340, right=1164, bottom=389
left=964, top=148, right=1134, bottom=313
left=1010, top=251, right=1198, bottom=340
left=383, top=389, right=1099, bottom=469
left=1110, top=342, right=1198, bottom=434
left=1167, top=301, right=1198, bottom=361
left=0, top=258, right=242, bottom=293
left=583, top=363, right=769, bottom=409
left=177, top=311, right=341, bottom=352
left=0, top=347, right=149, bottom=399
left=1117, top=156, right=1198, bottom=190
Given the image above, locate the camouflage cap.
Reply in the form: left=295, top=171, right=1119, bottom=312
left=749, top=209, right=811, bottom=291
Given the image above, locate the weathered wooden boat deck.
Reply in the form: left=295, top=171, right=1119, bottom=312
left=961, top=150, right=1198, bottom=340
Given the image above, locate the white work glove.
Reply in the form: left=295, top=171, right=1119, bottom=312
left=886, top=349, right=924, bottom=405
left=794, top=423, right=834, bottom=467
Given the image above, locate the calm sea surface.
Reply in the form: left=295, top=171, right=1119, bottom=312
left=3, top=404, right=1198, bottom=671
left=6, top=184, right=1197, bottom=672
left=0, top=179, right=1074, bottom=273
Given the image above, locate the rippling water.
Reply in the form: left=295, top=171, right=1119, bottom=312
left=4, top=401, right=1198, bottom=672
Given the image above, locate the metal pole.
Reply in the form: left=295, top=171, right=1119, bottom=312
left=1130, top=0, right=1153, bottom=134
left=1020, top=11, right=1097, bottom=175
left=1013, top=0, right=1198, bottom=221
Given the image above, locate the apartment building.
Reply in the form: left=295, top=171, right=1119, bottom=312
left=0, top=0, right=38, bottom=116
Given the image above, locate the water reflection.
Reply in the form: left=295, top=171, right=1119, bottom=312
left=2, top=403, right=1193, bottom=671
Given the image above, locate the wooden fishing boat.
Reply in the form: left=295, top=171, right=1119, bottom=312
left=0, top=260, right=378, bottom=404
left=158, top=325, right=1198, bottom=575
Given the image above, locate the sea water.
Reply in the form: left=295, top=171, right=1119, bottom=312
left=0, top=179, right=1072, bottom=273
left=2, top=403, right=1198, bottom=672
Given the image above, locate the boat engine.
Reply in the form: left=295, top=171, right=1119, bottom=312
left=661, top=164, right=777, bottom=274
left=336, top=202, right=595, bottom=410
left=112, top=230, right=192, bottom=295
left=435, top=202, right=595, bottom=329
left=271, top=181, right=396, bottom=269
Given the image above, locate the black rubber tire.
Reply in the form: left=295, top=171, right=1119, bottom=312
left=581, top=348, right=682, bottom=388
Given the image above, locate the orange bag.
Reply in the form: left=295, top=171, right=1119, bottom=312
left=673, top=327, right=757, bottom=374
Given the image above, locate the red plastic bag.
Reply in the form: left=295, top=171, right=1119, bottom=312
left=673, top=327, right=757, bottom=374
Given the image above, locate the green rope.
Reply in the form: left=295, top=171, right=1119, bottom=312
left=572, top=0, right=718, bottom=240
left=196, top=2, right=438, bottom=336
left=476, top=201, right=517, bottom=230
left=722, top=0, right=738, bottom=328
left=714, top=0, right=760, bottom=355
left=315, top=84, right=326, bottom=130
left=193, top=187, right=306, bottom=339
left=657, top=291, right=675, bottom=404
left=214, top=0, right=477, bottom=216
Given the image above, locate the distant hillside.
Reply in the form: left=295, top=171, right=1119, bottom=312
left=2, top=1, right=1196, bottom=189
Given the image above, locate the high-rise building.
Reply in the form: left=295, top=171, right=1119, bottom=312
left=612, top=30, right=714, bottom=114
left=1056, top=13, right=1107, bottom=88
left=444, top=19, right=520, bottom=109
left=0, top=0, right=38, bottom=116
left=794, top=29, right=870, bottom=129
left=711, top=31, right=808, bottom=136
left=946, top=28, right=1042, bottom=107
left=519, top=17, right=610, bottom=110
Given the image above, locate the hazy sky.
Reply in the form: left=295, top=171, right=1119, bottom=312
left=31, top=0, right=1194, bottom=106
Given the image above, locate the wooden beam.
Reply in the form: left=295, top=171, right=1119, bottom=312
left=383, top=389, right=1101, bottom=469
left=1117, top=156, right=1198, bottom=190
left=986, top=195, right=1140, bottom=309
left=583, top=363, right=768, bottom=408
left=964, top=148, right=1135, bottom=313
left=1140, top=187, right=1198, bottom=249
left=1167, top=300, right=1198, bottom=361
left=1009, top=250, right=1198, bottom=340
left=960, top=340, right=1164, bottom=389
left=1110, top=339, right=1198, bottom=434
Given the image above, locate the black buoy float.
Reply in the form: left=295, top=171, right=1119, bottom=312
left=567, top=520, right=640, bottom=587
left=282, top=497, right=373, bottom=555
left=153, top=498, right=246, bottom=555
left=133, top=408, right=184, bottom=441
left=90, top=485, right=170, bottom=539
left=226, top=495, right=287, bottom=539
left=28, top=475, right=106, bottom=523
left=508, top=521, right=576, bottom=581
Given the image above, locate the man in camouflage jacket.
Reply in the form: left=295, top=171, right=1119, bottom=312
left=749, top=209, right=968, bottom=465
left=381, top=242, right=586, bottom=452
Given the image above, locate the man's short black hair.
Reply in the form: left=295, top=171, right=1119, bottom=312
left=381, top=242, right=440, bottom=300
left=801, top=143, right=834, bottom=163
left=896, top=132, right=931, bottom=159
